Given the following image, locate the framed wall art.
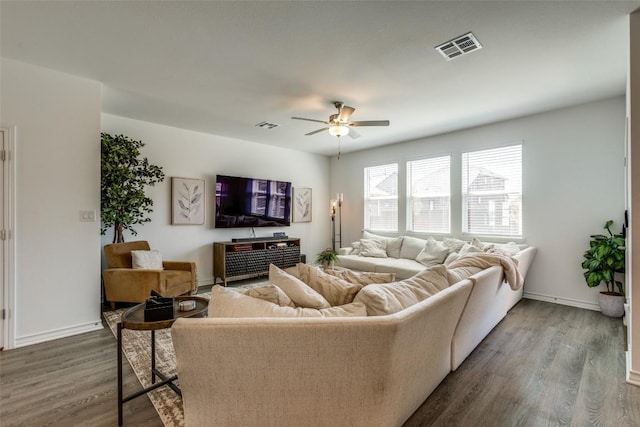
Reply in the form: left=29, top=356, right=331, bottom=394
left=171, top=177, right=205, bottom=225
left=292, top=187, right=312, bottom=223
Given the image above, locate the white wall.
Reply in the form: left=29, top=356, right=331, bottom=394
left=330, top=97, right=626, bottom=310
left=101, top=114, right=331, bottom=285
left=627, top=9, right=639, bottom=386
left=1, top=58, right=102, bottom=347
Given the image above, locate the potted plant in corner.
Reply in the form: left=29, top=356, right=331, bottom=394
left=101, top=133, right=165, bottom=243
left=582, top=220, right=626, bottom=317
left=316, top=248, right=338, bottom=269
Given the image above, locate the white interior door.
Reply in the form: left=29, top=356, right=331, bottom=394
left=0, top=129, right=5, bottom=350
left=0, top=127, right=15, bottom=350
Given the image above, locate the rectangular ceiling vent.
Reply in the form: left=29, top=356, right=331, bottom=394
left=435, top=32, right=483, bottom=61
left=255, top=121, right=279, bottom=130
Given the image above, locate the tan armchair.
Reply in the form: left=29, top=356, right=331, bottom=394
left=102, top=241, right=197, bottom=310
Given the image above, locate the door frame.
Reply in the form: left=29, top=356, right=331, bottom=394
left=1, top=126, right=16, bottom=350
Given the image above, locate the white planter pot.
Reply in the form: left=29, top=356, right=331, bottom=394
left=598, top=292, right=625, bottom=318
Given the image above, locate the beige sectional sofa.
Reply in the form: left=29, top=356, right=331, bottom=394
left=171, top=234, right=536, bottom=427
left=173, top=279, right=472, bottom=427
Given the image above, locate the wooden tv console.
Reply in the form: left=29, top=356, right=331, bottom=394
left=213, top=238, right=301, bottom=286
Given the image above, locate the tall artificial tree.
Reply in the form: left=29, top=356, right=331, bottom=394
left=101, top=133, right=165, bottom=243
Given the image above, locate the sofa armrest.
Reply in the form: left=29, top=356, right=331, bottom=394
left=102, top=268, right=165, bottom=302
left=337, top=247, right=353, bottom=255
left=163, top=261, right=198, bottom=293
left=512, top=246, right=536, bottom=280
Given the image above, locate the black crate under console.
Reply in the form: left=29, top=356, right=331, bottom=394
left=213, top=238, right=301, bottom=286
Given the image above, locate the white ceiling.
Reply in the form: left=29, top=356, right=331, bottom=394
left=1, top=1, right=639, bottom=156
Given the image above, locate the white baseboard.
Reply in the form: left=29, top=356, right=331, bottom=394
left=627, top=351, right=640, bottom=387
left=523, top=291, right=600, bottom=312
left=15, top=320, right=103, bottom=348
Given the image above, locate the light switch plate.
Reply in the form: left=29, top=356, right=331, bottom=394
left=79, top=210, right=96, bottom=222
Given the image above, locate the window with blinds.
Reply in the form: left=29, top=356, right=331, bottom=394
left=364, top=163, right=398, bottom=231
left=462, top=144, right=522, bottom=236
left=407, top=155, right=450, bottom=233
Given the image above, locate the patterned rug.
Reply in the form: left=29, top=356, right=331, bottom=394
left=103, top=281, right=267, bottom=427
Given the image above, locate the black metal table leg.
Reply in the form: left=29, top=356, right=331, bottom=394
left=151, top=330, right=156, bottom=383
left=117, top=322, right=123, bottom=427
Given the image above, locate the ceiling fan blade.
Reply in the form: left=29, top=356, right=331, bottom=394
left=305, top=127, right=329, bottom=136
left=338, top=105, right=355, bottom=122
left=292, top=117, right=329, bottom=124
left=349, top=120, right=390, bottom=127
left=348, top=128, right=361, bottom=139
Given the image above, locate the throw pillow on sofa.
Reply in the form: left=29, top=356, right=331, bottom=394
left=242, top=284, right=295, bottom=307
left=362, top=231, right=403, bottom=258
left=354, top=265, right=449, bottom=316
left=399, top=235, right=428, bottom=260
left=359, top=239, right=388, bottom=258
left=415, top=237, right=449, bottom=267
left=308, top=267, right=363, bottom=306
left=442, top=237, right=466, bottom=253
left=293, top=263, right=363, bottom=306
left=209, top=285, right=367, bottom=318
left=488, top=242, right=521, bottom=257
left=269, top=264, right=330, bottom=309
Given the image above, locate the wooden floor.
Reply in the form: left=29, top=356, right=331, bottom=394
left=0, top=298, right=638, bottom=427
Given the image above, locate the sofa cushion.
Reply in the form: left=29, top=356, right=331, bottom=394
left=322, top=268, right=396, bottom=286
left=359, top=239, right=388, bottom=258
left=335, top=254, right=385, bottom=272
left=362, top=231, right=403, bottom=258
left=268, top=264, right=330, bottom=309
left=131, top=250, right=163, bottom=269
left=399, top=236, right=427, bottom=259
left=371, top=257, right=425, bottom=280
left=354, top=265, right=449, bottom=316
left=209, top=286, right=366, bottom=318
left=242, top=284, right=295, bottom=307
left=415, top=237, right=449, bottom=267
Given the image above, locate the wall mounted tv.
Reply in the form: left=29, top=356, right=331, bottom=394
left=215, top=174, right=292, bottom=228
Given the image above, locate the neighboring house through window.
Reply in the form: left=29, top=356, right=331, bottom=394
left=364, top=163, right=398, bottom=231
left=407, top=155, right=451, bottom=233
left=462, top=144, right=522, bottom=236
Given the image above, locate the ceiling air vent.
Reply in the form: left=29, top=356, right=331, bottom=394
left=435, top=32, right=483, bottom=61
left=255, top=121, right=279, bottom=130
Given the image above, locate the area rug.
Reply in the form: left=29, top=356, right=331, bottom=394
left=103, top=281, right=267, bottom=427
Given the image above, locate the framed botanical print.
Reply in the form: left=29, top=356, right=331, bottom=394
left=292, top=187, right=312, bottom=223
left=171, top=177, right=205, bottom=225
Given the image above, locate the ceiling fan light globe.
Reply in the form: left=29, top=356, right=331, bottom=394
left=329, top=125, right=349, bottom=137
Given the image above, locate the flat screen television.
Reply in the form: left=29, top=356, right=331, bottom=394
left=215, top=174, right=292, bottom=228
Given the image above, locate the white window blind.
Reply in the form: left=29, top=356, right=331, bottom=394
left=462, top=144, right=522, bottom=236
left=364, top=163, right=398, bottom=231
left=407, top=155, right=450, bottom=233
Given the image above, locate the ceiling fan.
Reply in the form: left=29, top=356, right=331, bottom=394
left=292, top=101, right=390, bottom=139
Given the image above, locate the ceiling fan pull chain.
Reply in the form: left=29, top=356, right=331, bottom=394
left=337, top=136, right=341, bottom=160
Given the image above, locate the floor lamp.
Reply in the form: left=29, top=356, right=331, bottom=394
left=331, top=193, right=343, bottom=251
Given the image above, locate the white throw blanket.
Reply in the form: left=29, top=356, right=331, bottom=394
left=448, top=253, right=523, bottom=290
